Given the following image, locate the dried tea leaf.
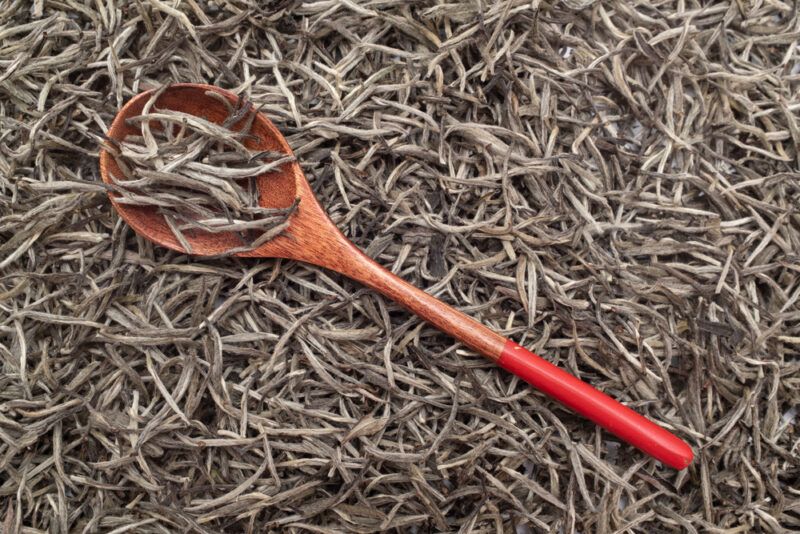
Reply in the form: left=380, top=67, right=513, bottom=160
left=340, top=414, right=389, bottom=444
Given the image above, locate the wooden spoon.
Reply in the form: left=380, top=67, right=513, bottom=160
left=99, top=83, right=693, bottom=470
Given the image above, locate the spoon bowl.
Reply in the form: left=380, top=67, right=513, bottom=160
left=100, top=84, right=301, bottom=257
left=100, top=83, right=694, bottom=470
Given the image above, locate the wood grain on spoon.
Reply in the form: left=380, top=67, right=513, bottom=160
left=99, top=83, right=694, bottom=470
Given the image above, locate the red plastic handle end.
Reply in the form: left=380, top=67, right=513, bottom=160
left=497, top=341, right=693, bottom=470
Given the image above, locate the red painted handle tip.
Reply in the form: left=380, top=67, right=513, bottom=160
left=497, top=341, right=693, bottom=470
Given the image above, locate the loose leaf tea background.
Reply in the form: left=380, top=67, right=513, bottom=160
left=1, top=1, right=798, bottom=532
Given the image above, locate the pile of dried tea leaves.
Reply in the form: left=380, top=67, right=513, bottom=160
left=1, top=1, right=799, bottom=532
left=105, top=87, right=298, bottom=254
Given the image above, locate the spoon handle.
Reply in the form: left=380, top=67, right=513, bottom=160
left=324, top=240, right=693, bottom=470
